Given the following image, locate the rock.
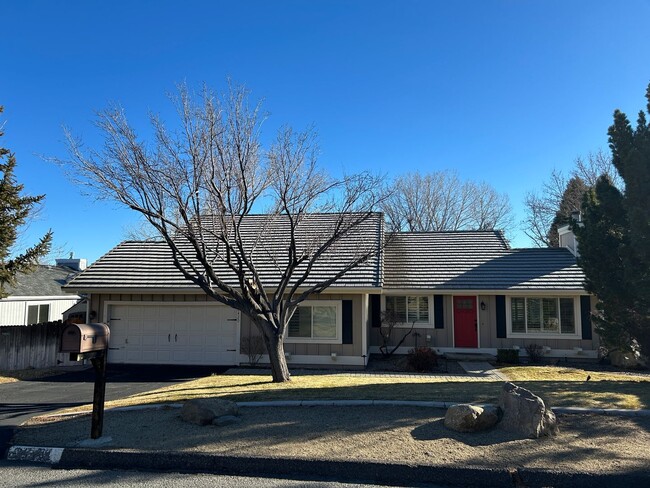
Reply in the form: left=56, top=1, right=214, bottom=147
left=180, top=400, right=216, bottom=426
left=498, top=382, right=558, bottom=438
left=609, top=350, right=641, bottom=368
left=181, top=398, right=238, bottom=426
left=444, top=404, right=499, bottom=432
left=213, top=415, right=241, bottom=426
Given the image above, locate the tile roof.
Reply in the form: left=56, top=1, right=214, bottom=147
left=64, top=213, right=384, bottom=291
left=3, top=265, right=80, bottom=297
left=384, top=231, right=585, bottom=291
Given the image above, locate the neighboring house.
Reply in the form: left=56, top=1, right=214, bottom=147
left=0, top=258, right=86, bottom=326
left=62, top=215, right=596, bottom=367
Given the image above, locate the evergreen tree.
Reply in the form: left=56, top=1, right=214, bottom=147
left=0, top=106, right=53, bottom=297
left=576, top=83, right=650, bottom=356
left=547, top=176, right=588, bottom=247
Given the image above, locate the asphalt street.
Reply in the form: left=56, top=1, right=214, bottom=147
left=0, top=461, right=438, bottom=488
left=0, top=365, right=225, bottom=458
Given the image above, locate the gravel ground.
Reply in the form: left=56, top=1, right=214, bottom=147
left=13, top=406, right=650, bottom=475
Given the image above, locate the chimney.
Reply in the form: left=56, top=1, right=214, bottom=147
left=56, top=258, right=87, bottom=271
left=558, top=210, right=582, bottom=257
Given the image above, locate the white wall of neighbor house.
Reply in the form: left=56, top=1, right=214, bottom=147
left=0, top=296, right=81, bottom=326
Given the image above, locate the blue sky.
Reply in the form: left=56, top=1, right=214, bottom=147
left=1, top=0, right=649, bottom=263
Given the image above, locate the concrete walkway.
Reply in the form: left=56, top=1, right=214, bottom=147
left=226, top=362, right=509, bottom=382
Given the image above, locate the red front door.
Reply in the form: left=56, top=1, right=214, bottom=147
left=453, top=296, right=478, bottom=348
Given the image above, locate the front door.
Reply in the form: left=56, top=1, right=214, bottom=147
left=453, top=296, right=478, bottom=348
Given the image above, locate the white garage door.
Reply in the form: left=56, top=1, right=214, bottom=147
left=106, top=303, right=240, bottom=365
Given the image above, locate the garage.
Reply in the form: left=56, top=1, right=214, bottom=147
left=105, top=303, right=240, bottom=365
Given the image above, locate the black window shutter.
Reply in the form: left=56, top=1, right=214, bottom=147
left=370, top=295, right=381, bottom=328
left=434, top=295, right=444, bottom=329
left=342, top=300, right=353, bottom=344
left=580, top=296, right=592, bottom=340
left=496, top=295, right=506, bottom=338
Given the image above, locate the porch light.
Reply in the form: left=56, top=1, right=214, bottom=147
left=480, top=301, right=487, bottom=311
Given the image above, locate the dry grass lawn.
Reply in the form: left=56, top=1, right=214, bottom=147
left=54, top=364, right=650, bottom=415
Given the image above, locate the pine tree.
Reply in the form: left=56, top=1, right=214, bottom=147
left=547, top=176, right=588, bottom=247
left=0, top=106, right=53, bottom=297
left=576, top=83, right=650, bottom=356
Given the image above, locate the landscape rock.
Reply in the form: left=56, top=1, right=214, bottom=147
left=609, top=350, right=642, bottom=369
left=180, top=398, right=238, bottom=426
left=498, top=382, right=558, bottom=438
left=213, top=415, right=242, bottom=426
left=444, top=404, right=499, bottom=432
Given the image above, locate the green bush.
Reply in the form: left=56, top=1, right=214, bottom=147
left=496, top=348, right=520, bottom=364
left=407, top=347, right=438, bottom=372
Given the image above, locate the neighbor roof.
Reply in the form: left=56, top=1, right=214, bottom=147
left=384, top=231, right=585, bottom=291
left=2, top=265, right=79, bottom=297
left=64, top=213, right=384, bottom=291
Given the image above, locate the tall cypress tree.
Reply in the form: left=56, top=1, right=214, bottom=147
left=0, top=106, right=53, bottom=297
left=576, top=83, right=650, bottom=356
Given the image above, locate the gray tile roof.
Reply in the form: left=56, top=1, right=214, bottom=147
left=64, top=213, right=384, bottom=291
left=384, top=231, right=586, bottom=291
left=3, top=266, right=80, bottom=297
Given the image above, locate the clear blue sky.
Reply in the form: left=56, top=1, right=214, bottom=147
left=2, top=0, right=649, bottom=263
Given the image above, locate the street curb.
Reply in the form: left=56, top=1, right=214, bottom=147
left=7, top=446, right=648, bottom=487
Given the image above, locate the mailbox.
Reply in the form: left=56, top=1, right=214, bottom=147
left=60, top=323, right=110, bottom=354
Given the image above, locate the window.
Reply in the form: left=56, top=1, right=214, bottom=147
left=385, top=296, right=429, bottom=324
left=27, top=304, right=50, bottom=325
left=509, top=297, right=575, bottom=336
left=287, top=301, right=341, bottom=343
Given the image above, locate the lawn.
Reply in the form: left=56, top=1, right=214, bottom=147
left=55, top=365, right=650, bottom=414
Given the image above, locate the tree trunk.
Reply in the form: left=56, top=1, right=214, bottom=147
left=261, top=326, right=291, bottom=382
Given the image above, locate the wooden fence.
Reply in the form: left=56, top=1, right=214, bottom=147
left=0, top=321, right=75, bottom=371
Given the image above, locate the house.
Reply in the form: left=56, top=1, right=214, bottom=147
left=62, top=215, right=595, bottom=367
left=0, top=258, right=86, bottom=326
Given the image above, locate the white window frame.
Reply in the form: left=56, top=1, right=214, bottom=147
left=284, top=300, right=343, bottom=344
left=25, top=302, right=50, bottom=325
left=381, top=294, right=434, bottom=328
left=506, top=296, right=580, bottom=339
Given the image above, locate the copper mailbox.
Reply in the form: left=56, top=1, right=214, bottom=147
left=60, top=323, right=110, bottom=354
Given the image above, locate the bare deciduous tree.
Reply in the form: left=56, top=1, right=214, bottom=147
left=60, top=84, right=388, bottom=382
left=382, top=170, right=513, bottom=233
left=522, top=150, right=621, bottom=247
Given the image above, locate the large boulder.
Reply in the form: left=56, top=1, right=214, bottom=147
left=444, top=404, right=500, bottom=432
left=609, top=350, right=643, bottom=369
left=180, top=398, right=238, bottom=426
left=498, top=382, right=558, bottom=438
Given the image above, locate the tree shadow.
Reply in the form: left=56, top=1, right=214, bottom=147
left=411, top=418, right=522, bottom=446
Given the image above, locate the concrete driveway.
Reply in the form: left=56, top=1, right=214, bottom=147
left=0, top=364, right=226, bottom=458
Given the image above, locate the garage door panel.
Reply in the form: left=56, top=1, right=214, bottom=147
left=107, top=304, right=239, bottom=365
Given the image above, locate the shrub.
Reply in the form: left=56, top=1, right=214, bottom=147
left=407, top=347, right=438, bottom=372
left=525, top=343, right=544, bottom=363
left=496, top=348, right=520, bottom=364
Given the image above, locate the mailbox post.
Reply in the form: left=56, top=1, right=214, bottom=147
left=60, top=323, right=110, bottom=439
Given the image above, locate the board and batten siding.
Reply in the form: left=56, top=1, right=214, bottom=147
left=91, top=292, right=364, bottom=358
left=369, top=294, right=599, bottom=352
left=479, top=294, right=599, bottom=351
left=240, top=293, right=364, bottom=357
left=369, top=295, right=454, bottom=349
